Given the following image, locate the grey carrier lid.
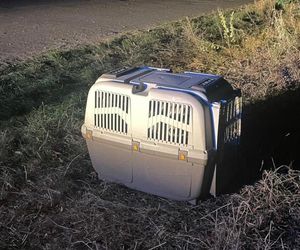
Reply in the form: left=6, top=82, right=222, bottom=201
left=101, top=66, right=235, bottom=102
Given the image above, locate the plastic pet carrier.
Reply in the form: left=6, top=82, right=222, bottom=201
left=82, top=66, right=242, bottom=203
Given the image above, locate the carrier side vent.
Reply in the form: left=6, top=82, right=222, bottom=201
left=147, top=100, right=192, bottom=146
left=222, top=96, right=242, bottom=144
left=94, top=91, right=130, bottom=134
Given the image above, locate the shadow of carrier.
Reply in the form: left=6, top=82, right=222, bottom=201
left=240, top=87, right=300, bottom=186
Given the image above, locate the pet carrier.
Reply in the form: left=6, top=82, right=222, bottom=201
left=82, top=66, right=242, bottom=203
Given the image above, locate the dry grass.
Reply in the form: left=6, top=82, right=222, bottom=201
left=186, top=1, right=300, bottom=102
left=1, top=164, right=299, bottom=249
left=0, top=0, right=299, bottom=249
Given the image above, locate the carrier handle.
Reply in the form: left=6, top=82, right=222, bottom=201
left=132, top=83, right=147, bottom=94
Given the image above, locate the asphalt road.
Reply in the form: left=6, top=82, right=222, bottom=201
left=0, top=0, right=253, bottom=60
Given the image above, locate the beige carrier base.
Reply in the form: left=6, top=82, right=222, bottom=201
left=84, top=133, right=211, bottom=201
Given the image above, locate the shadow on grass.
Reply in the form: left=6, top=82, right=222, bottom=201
left=237, top=87, right=300, bottom=189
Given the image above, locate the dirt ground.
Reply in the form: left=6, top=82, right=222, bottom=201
left=0, top=0, right=252, bottom=60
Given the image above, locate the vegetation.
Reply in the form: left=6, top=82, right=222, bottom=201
left=0, top=0, right=299, bottom=249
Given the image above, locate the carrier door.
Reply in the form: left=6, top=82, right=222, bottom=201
left=211, top=93, right=242, bottom=195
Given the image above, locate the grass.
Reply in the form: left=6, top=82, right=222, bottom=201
left=0, top=0, right=299, bottom=249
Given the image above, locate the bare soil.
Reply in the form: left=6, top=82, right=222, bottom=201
left=0, top=0, right=252, bottom=60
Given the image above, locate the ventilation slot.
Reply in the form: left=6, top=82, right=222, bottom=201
left=148, top=100, right=192, bottom=146
left=94, top=91, right=130, bottom=134
left=223, top=96, right=242, bottom=145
